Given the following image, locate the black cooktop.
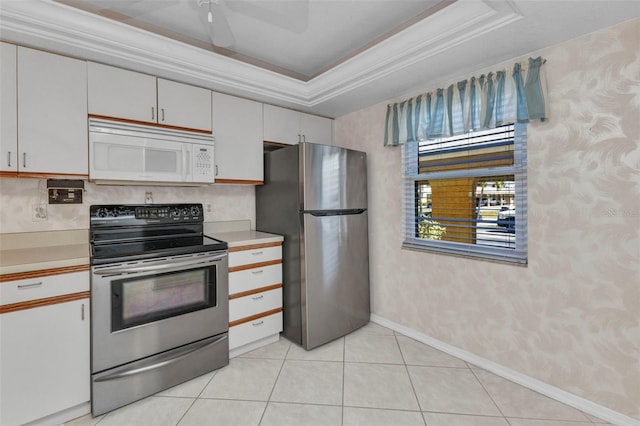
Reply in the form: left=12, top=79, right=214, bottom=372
left=89, top=204, right=227, bottom=265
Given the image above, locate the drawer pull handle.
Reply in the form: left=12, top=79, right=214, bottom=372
left=251, top=270, right=264, bottom=275
left=252, top=320, right=264, bottom=326
left=251, top=251, right=264, bottom=255
left=251, top=295, right=264, bottom=300
left=17, top=282, right=43, bottom=289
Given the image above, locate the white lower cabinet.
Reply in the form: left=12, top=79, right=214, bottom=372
left=0, top=271, right=90, bottom=426
left=229, top=311, right=283, bottom=351
left=228, top=241, right=283, bottom=357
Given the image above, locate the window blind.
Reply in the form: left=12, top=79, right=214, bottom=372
left=403, top=123, right=528, bottom=264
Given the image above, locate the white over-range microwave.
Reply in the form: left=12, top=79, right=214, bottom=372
left=89, top=118, right=215, bottom=185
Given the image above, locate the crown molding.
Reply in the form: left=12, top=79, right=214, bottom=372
left=0, top=0, right=521, bottom=110
left=307, top=1, right=522, bottom=105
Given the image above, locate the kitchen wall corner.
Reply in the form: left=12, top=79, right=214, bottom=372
left=334, top=17, right=640, bottom=420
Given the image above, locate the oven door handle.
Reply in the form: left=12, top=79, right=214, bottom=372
left=93, top=254, right=227, bottom=276
left=94, top=334, right=228, bottom=383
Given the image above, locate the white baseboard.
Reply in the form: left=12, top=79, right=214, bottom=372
left=370, top=314, right=639, bottom=426
left=21, top=402, right=90, bottom=426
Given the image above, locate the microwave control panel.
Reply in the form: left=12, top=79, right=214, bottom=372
left=193, top=144, right=214, bottom=182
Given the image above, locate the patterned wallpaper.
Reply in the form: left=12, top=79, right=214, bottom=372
left=335, top=18, right=640, bottom=419
left=0, top=179, right=255, bottom=234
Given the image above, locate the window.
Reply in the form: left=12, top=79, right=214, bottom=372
left=402, top=123, right=527, bottom=264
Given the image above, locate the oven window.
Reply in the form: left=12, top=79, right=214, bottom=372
left=111, top=266, right=217, bottom=331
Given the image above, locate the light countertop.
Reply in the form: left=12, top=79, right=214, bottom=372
left=0, top=230, right=90, bottom=276
left=0, top=227, right=282, bottom=276
left=210, top=230, right=283, bottom=248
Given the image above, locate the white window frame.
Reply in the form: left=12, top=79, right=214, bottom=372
left=402, top=123, right=528, bottom=265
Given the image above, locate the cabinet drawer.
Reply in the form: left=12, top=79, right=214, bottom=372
left=0, top=271, right=89, bottom=306
left=229, top=264, right=282, bottom=295
left=229, top=245, right=281, bottom=268
left=229, top=287, right=282, bottom=322
left=229, top=311, right=283, bottom=350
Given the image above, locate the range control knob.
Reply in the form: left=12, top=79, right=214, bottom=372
left=172, top=207, right=182, bottom=217
left=96, top=208, right=109, bottom=218
left=190, top=206, right=200, bottom=217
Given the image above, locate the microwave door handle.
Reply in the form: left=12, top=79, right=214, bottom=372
left=183, top=145, right=190, bottom=181
left=93, top=254, right=227, bottom=276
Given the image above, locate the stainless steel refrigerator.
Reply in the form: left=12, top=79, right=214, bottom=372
left=256, top=142, right=370, bottom=350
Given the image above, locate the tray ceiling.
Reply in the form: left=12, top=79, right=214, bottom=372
left=1, top=1, right=638, bottom=117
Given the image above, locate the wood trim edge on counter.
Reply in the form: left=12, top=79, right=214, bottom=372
left=229, top=307, right=282, bottom=327
left=0, top=264, right=90, bottom=283
left=0, top=291, right=90, bottom=314
left=229, top=283, right=282, bottom=300
left=0, top=171, right=88, bottom=179
left=214, top=179, right=264, bottom=185
left=228, top=241, right=282, bottom=252
left=228, top=259, right=282, bottom=273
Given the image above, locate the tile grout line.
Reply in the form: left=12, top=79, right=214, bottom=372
left=342, top=336, right=346, bottom=426
left=257, top=340, right=292, bottom=425
left=468, top=364, right=513, bottom=426
left=394, top=333, right=428, bottom=426
left=174, top=369, right=220, bottom=425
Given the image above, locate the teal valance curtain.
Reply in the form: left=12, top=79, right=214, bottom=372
left=384, top=56, right=548, bottom=146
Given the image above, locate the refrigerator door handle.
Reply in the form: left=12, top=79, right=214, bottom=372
left=303, top=209, right=366, bottom=217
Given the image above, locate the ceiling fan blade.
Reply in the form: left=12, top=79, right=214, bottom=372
left=209, top=2, right=235, bottom=47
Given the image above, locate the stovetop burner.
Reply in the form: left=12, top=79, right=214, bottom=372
left=90, top=204, right=227, bottom=265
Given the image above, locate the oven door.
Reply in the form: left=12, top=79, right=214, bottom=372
left=91, top=250, right=228, bottom=373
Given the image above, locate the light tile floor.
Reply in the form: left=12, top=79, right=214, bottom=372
left=67, top=322, right=613, bottom=426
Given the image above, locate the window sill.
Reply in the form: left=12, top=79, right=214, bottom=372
left=401, top=241, right=528, bottom=266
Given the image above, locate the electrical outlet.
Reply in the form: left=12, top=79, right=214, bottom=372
left=32, top=203, right=48, bottom=221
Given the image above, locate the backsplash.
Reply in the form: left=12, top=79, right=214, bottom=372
left=0, top=179, right=255, bottom=234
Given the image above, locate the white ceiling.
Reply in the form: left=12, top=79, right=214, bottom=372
left=57, top=0, right=447, bottom=80
left=1, top=1, right=639, bottom=118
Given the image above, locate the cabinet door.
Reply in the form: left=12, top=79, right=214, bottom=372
left=263, top=104, right=301, bottom=145
left=87, top=62, right=157, bottom=124
left=157, top=78, right=212, bottom=131
left=0, top=299, right=90, bottom=426
left=0, top=42, right=17, bottom=173
left=213, top=92, right=263, bottom=182
left=300, top=112, right=333, bottom=144
left=17, top=48, right=88, bottom=175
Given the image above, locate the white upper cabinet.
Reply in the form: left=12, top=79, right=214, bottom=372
left=17, top=47, right=88, bottom=176
left=157, top=78, right=212, bottom=131
left=212, top=92, right=263, bottom=183
left=0, top=42, right=17, bottom=174
left=263, top=104, right=333, bottom=145
left=263, top=104, right=301, bottom=145
left=300, top=112, right=334, bottom=144
left=87, top=62, right=157, bottom=124
left=88, top=62, right=212, bottom=132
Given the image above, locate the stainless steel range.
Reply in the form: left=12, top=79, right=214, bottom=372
left=89, top=204, right=229, bottom=416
